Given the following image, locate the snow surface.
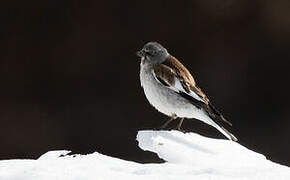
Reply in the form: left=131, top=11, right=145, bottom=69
left=0, top=130, right=290, bottom=180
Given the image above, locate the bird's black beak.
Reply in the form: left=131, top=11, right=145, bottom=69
left=136, top=50, right=144, bottom=57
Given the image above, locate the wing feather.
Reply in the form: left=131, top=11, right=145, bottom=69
left=153, top=56, right=232, bottom=126
left=153, top=64, right=205, bottom=104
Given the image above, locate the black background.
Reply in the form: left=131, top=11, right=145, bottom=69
left=1, top=1, right=290, bottom=166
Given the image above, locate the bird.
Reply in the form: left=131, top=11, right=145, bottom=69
left=137, top=42, right=237, bottom=141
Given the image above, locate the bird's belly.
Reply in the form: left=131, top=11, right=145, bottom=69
left=140, top=68, right=205, bottom=119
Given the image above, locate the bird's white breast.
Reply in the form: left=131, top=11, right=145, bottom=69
left=140, top=64, right=171, bottom=116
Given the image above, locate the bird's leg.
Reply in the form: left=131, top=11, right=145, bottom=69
left=176, top=118, right=184, bottom=131
left=159, top=115, right=177, bottom=130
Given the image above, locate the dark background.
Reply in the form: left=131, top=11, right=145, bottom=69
left=1, top=0, right=290, bottom=166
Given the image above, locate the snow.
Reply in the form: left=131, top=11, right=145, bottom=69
left=0, top=130, right=290, bottom=180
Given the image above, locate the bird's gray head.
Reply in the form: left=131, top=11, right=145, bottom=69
left=136, top=42, right=169, bottom=64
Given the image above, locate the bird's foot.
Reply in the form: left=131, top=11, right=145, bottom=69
left=154, top=126, right=169, bottom=131
left=175, top=127, right=186, bottom=133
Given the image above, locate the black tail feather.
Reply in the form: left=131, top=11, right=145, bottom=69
left=208, top=102, right=232, bottom=126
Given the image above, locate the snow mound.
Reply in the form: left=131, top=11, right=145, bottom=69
left=137, top=130, right=290, bottom=178
left=0, top=130, right=289, bottom=180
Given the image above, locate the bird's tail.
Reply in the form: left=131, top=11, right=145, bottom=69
left=203, top=115, right=238, bottom=141
left=220, top=126, right=238, bottom=142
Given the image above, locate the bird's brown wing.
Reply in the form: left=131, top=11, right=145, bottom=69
left=153, top=63, right=205, bottom=109
left=153, top=63, right=176, bottom=87
left=161, top=55, right=232, bottom=126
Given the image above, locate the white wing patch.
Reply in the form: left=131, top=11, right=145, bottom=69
left=152, top=70, right=204, bottom=103
left=172, top=77, right=204, bottom=102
